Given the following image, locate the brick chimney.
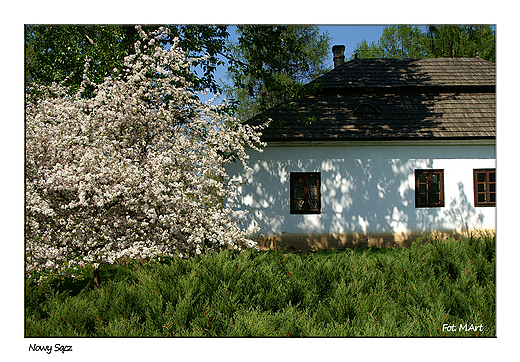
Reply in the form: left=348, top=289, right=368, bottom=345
left=332, top=45, right=345, bottom=69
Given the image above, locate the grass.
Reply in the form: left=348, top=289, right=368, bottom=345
left=25, top=232, right=495, bottom=337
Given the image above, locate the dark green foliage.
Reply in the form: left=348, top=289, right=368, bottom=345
left=25, top=233, right=495, bottom=337
left=224, top=25, right=331, bottom=120
left=25, top=25, right=229, bottom=96
left=25, top=24, right=330, bottom=116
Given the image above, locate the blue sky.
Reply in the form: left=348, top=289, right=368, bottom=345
left=319, top=25, right=387, bottom=63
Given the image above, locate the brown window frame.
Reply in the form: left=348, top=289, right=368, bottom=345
left=473, top=169, right=496, bottom=207
left=415, top=169, right=445, bottom=208
left=290, top=172, right=321, bottom=214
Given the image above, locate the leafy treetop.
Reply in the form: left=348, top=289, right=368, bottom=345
left=352, top=25, right=495, bottom=62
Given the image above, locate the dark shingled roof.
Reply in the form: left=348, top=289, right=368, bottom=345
left=247, top=58, right=496, bottom=142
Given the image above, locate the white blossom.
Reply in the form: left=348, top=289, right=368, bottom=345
left=25, top=26, right=267, bottom=282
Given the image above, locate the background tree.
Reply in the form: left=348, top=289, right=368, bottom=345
left=424, top=25, right=495, bottom=62
left=353, top=25, right=427, bottom=59
left=224, top=25, right=332, bottom=120
left=352, top=25, right=495, bottom=62
left=25, top=25, right=229, bottom=96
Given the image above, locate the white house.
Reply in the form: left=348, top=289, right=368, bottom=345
left=228, top=47, right=496, bottom=250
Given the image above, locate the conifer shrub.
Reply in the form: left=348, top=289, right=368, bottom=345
left=25, top=233, right=495, bottom=337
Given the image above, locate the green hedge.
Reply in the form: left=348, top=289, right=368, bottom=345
left=25, top=232, right=495, bottom=337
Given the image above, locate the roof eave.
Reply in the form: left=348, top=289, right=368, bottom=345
left=261, top=136, right=496, bottom=147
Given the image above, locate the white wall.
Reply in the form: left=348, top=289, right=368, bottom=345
left=227, top=142, right=496, bottom=246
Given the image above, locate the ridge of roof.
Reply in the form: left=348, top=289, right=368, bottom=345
left=308, top=57, right=495, bottom=89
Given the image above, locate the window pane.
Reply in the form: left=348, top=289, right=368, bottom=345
left=308, top=187, right=318, bottom=199
left=478, top=193, right=486, bottom=202
left=490, top=193, right=496, bottom=203
left=418, top=174, right=428, bottom=183
left=294, top=199, right=304, bottom=210
left=477, top=173, right=487, bottom=182
left=431, top=183, right=440, bottom=194
left=295, top=177, right=305, bottom=187
left=431, top=174, right=439, bottom=183
left=308, top=199, right=318, bottom=210
left=490, top=183, right=496, bottom=193
left=419, top=194, right=428, bottom=204
left=293, top=187, right=304, bottom=199
left=419, top=184, right=427, bottom=193
left=307, top=176, right=318, bottom=187
left=489, top=172, right=495, bottom=183
left=432, top=194, right=440, bottom=204
left=477, top=184, right=486, bottom=193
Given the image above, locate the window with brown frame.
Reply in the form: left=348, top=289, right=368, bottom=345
left=474, top=169, right=496, bottom=207
left=290, top=172, right=321, bottom=214
left=415, top=169, right=445, bottom=208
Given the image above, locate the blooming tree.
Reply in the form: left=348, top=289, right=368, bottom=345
left=25, top=26, right=267, bottom=283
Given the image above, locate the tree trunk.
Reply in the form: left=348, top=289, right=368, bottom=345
left=93, top=267, right=101, bottom=288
